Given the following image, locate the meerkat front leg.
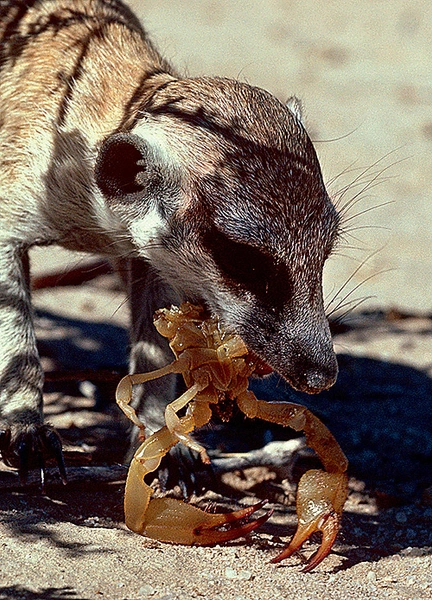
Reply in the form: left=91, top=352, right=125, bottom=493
left=125, top=258, right=179, bottom=439
left=0, top=244, right=66, bottom=486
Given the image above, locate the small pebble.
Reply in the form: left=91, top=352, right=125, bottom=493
left=138, top=584, right=156, bottom=596
left=367, top=570, right=377, bottom=583
left=225, top=567, right=237, bottom=579
left=224, top=567, right=253, bottom=581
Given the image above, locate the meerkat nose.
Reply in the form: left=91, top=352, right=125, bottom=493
left=302, top=365, right=338, bottom=393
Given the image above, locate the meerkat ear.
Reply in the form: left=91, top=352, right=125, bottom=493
left=95, top=133, right=153, bottom=202
left=286, top=96, right=304, bottom=123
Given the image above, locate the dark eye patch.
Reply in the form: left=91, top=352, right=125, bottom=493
left=202, top=228, right=292, bottom=308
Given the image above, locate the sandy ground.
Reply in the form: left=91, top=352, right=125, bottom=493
left=1, top=1, right=432, bottom=599
left=1, top=271, right=431, bottom=599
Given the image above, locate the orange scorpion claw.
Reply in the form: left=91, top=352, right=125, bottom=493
left=271, top=470, right=348, bottom=571
left=271, top=509, right=341, bottom=571
left=138, top=496, right=272, bottom=545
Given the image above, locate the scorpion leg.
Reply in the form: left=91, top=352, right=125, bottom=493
left=118, top=377, right=272, bottom=545
left=164, top=378, right=213, bottom=465
left=116, top=363, right=184, bottom=432
left=237, top=391, right=348, bottom=571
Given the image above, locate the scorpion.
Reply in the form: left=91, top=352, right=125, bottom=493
left=116, top=303, right=348, bottom=572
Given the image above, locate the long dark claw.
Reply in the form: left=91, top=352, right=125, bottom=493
left=41, top=426, right=67, bottom=485
left=17, top=431, right=35, bottom=484
left=0, top=429, right=11, bottom=454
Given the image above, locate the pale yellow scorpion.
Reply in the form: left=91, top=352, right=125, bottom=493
left=116, top=303, right=348, bottom=571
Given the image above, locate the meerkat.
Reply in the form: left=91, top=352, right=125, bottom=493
left=0, top=0, right=340, bottom=482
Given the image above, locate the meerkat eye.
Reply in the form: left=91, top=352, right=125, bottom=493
left=202, top=228, right=292, bottom=307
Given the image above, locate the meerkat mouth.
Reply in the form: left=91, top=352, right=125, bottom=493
left=189, top=297, right=274, bottom=378
left=246, top=350, right=274, bottom=378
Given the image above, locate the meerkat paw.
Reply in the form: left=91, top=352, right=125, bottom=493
left=156, top=443, right=217, bottom=498
left=0, top=422, right=67, bottom=491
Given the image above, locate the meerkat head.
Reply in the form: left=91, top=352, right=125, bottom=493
left=95, top=77, right=340, bottom=393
